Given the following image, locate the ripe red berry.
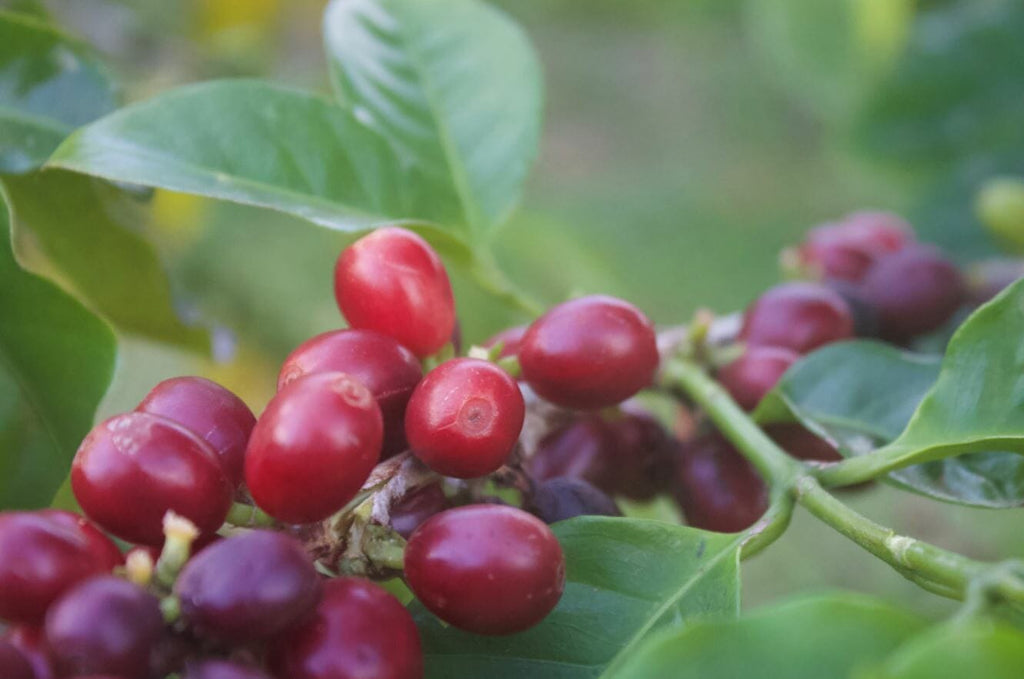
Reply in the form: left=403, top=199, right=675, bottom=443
left=527, top=477, right=620, bottom=523
left=717, top=346, right=800, bottom=411
left=796, top=211, right=913, bottom=282
left=175, top=530, right=321, bottom=643
left=672, top=432, right=768, bottom=533
left=859, top=244, right=966, bottom=342
left=183, top=659, right=274, bottom=679
left=405, top=505, right=565, bottom=635
left=0, top=637, right=35, bottom=679
left=764, top=423, right=842, bottom=463
left=270, top=578, right=422, bottom=679
left=739, top=282, right=854, bottom=354
left=405, top=358, right=525, bottom=478
left=0, top=512, right=120, bottom=624
left=245, top=372, right=383, bottom=523
left=334, top=227, right=456, bottom=357
left=45, top=576, right=163, bottom=679
left=72, top=413, right=233, bottom=545
left=278, top=329, right=422, bottom=458
left=390, top=484, right=451, bottom=540
left=525, top=415, right=618, bottom=492
left=136, top=376, right=256, bottom=487
left=520, top=295, right=658, bottom=410
left=482, top=325, right=527, bottom=358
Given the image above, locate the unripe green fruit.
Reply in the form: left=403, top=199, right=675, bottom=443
left=976, top=176, right=1024, bottom=251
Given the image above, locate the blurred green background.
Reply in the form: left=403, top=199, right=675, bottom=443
left=34, top=0, right=1024, bottom=618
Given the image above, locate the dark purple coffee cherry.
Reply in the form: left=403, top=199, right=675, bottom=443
left=607, top=411, right=677, bottom=500
left=389, top=484, right=451, bottom=540
left=672, top=433, right=768, bottom=533
left=44, top=576, right=163, bottom=679
left=182, top=659, right=274, bottom=679
left=175, top=530, right=322, bottom=643
left=527, top=478, right=621, bottom=523
left=824, top=280, right=880, bottom=338
left=525, top=416, right=618, bottom=493
left=764, top=423, right=842, bottom=463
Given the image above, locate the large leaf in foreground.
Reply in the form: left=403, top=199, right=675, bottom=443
left=864, top=621, right=1024, bottom=679
left=416, top=517, right=741, bottom=679
left=0, top=185, right=115, bottom=508
left=756, top=281, right=1024, bottom=507
left=49, top=79, right=457, bottom=233
left=0, top=11, right=115, bottom=173
left=324, top=0, right=542, bottom=233
left=606, top=592, right=926, bottom=679
left=3, top=170, right=208, bottom=351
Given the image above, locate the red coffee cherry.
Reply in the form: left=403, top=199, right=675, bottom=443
left=405, top=505, right=566, bottom=635
left=334, top=227, right=456, bottom=357
left=0, top=512, right=121, bottom=624
left=795, top=211, right=913, bottom=282
left=525, top=416, right=618, bottom=492
left=482, top=325, right=527, bottom=358
left=764, top=423, right=842, bottom=463
left=137, top=376, right=256, bottom=486
left=405, top=358, right=525, bottom=478
left=278, top=329, right=422, bottom=458
left=672, top=432, right=768, bottom=533
left=245, top=372, right=382, bottom=524
left=389, top=484, right=451, bottom=540
left=859, top=244, right=966, bottom=342
left=0, top=636, right=36, bottom=679
left=45, top=576, right=163, bottom=679
left=739, top=282, right=854, bottom=354
left=183, top=659, right=274, bottom=679
left=72, top=413, right=233, bottom=545
left=717, top=346, right=800, bottom=411
left=520, top=295, right=658, bottom=410
left=175, top=530, right=321, bottom=643
left=270, top=578, right=422, bottom=679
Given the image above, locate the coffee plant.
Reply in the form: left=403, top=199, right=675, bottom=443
left=2, top=0, right=1024, bottom=677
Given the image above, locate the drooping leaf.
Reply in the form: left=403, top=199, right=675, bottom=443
left=416, top=517, right=741, bottom=679
left=3, top=170, right=208, bottom=351
left=756, top=281, right=1024, bottom=507
left=323, top=0, right=542, bottom=234
left=0, top=10, right=116, bottom=173
left=0, top=184, right=115, bottom=508
left=605, top=592, right=927, bottom=679
left=48, top=79, right=459, bottom=234
left=863, top=620, right=1024, bottom=679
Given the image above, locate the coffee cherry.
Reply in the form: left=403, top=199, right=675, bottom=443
left=0, top=512, right=118, bottom=624
left=525, top=416, right=618, bottom=492
left=45, top=576, right=163, bottom=679
left=72, top=413, right=233, bottom=545
left=175, top=530, right=321, bottom=643
left=137, top=377, right=256, bottom=487
left=608, top=411, right=677, bottom=500
left=860, top=244, right=966, bottom=342
left=717, top=346, right=799, bottom=412
left=0, top=637, right=35, bottom=679
left=520, top=295, right=658, bottom=410
left=405, top=358, right=525, bottom=478
left=483, top=325, right=527, bottom=358
left=795, top=211, right=913, bottom=282
left=764, top=423, right=842, bottom=463
left=246, top=372, right=382, bottom=524
left=390, top=484, right=451, bottom=540
left=405, top=505, right=565, bottom=635
left=38, top=510, right=123, bottom=572
left=183, top=659, right=274, bottom=679
left=278, top=329, right=422, bottom=458
left=334, top=227, right=455, bottom=357
left=672, top=433, right=768, bottom=533
left=4, top=626, right=54, bottom=679
left=739, top=282, right=854, bottom=354
left=527, top=478, right=620, bottom=523
left=270, top=578, right=422, bottom=679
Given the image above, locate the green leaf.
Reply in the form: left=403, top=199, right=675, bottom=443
left=0, top=10, right=116, bottom=173
left=755, top=288, right=1024, bottom=507
left=0, top=184, right=115, bottom=508
left=3, top=170, right=208, bottom=351
left=323, top=0, right=542, bottom=234
left=416, top=517, right=741, bottom=679
left=851, top=2, right=1024, bottom=178
left=863, top=620, right=1024, bottom=679
left=606, top=592, right=927, bottom=679
left=48, top=79, right=454, bottom=234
